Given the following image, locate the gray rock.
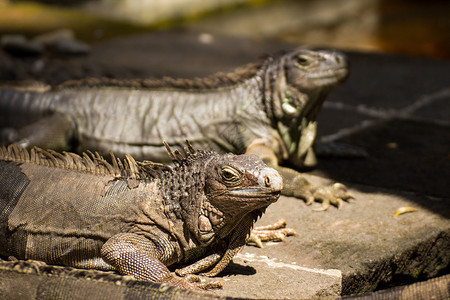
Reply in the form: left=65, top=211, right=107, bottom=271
left=1, top=35, right=44, bottom=56
left=48, top=38, right=91, bottom=55
left=32, top=28, right=75, bottom=46
left=33, top=29, right=91, bottom=56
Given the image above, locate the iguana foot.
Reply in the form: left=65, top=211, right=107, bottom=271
left=247, top=219, right=296, bottom=248
left=300, top=181, right=353, bottom=211
left=167, top=274, right=223, bottom=290
left=184, top=274, right=223, bottom=290
left=245, top=142, right=355, bottom=211
left=276, top=165, right=353, bottom=211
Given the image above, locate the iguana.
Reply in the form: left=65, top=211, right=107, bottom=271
left=1, top=259, right=448, bottom=300
left=0, top=48, right=352, bottom=210
left=0, top=142, right=283, bottom=290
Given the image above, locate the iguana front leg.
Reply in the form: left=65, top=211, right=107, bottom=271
left=101, top=233, right=222, bottom=290
left=245, top=142, right=353, bottom=211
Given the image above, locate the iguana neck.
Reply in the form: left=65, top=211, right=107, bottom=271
left=261, top=50, right=348, bottom=166
left=260, top=53, right=304, bottom=160
left=157, top=150, right=214, bottom=223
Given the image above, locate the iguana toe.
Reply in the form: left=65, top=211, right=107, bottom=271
left=310, top=182, right=353, bottom=211
left=274, top=165, right=354, bottom=211
left=336, top=198, right=344, bottom=210
left=246, top=219, right=296, bottom=248
left=184, top=274, right=223, bottom=290
left=304, top=195, right=315, bottom=206
left=313, top=200, right=330, bottom=212
left=167, top=274, right=223, bottom=290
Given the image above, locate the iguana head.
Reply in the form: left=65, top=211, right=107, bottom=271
left=264, top=48, right=348, bottom=168
left=201, top=153, right=282, bottom=243
left=163, top=143, right=282, bottom=246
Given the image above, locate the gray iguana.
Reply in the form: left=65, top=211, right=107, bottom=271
left=0, top=142, right=283, bottom=290
left=0, top=48, right=352, bottom=210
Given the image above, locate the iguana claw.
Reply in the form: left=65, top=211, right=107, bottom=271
left=308, top=182, right=353, bottom=211
left=184, top=274, right=223, bottom=290
left=247, top=219, right=296, bottom=248
left=274, top=165, right=353, bottom=211
left=167, top=274, right=223, bottom=290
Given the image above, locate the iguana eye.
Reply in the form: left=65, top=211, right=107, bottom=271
left=220, top=166, right=242, bottom=186
left=296, top=55, right=311, bottom=66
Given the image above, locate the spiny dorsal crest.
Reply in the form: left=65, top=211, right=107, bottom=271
left=0, top=144, right=173, bottom=179
left=56, top=60, right=266, bottom=91
left=0, top=142, right=210, bottom=179
left=163, top=140, right=196, bottom=165
left=162, top=140, right=216, bottom=168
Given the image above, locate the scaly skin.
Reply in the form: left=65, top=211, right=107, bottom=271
left=0, top=48, right=351, bottom=210
left=0, top=143, right=282, bottom=290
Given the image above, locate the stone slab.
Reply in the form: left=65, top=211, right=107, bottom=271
left=215, top=183, right=449, bottom=298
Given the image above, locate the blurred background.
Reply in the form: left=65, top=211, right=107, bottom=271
left=1, top=0, right=449, bottom=59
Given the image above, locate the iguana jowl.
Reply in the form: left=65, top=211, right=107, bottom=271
left=0, top=48, right=351, bottom=209
left=0, top=143, right=282, bottom=290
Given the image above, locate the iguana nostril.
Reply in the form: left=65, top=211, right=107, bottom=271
left=258, top=168, right=282, bottom=191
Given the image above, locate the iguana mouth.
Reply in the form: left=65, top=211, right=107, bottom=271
left=227, top=188, right=280, bottom=201
left=198, top=186, right=279, bottom=243
left=307, top=67, right=348, bottom=81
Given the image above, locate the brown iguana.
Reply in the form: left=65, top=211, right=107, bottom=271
left=0, top=48, right=352, bottom=210
left=1, top=258, right=448, bottom=300
left=0, top=142, right=283, bottom=290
